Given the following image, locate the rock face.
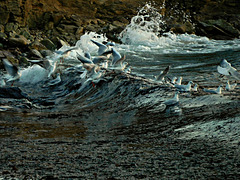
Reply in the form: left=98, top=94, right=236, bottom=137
left=0, top=0, right=239, bottom=45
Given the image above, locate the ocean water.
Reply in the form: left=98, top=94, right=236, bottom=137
left=1, top=4, right=240, bottom=137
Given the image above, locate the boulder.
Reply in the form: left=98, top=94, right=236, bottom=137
left=8, top=35, right=31, bottom=47
left=0, top=24, right=4, bottom=33
left=5, top=23, right=19, bottom=33
left=0, top=32, right=7, bottom=43
left=207, top=19, right=240, bottom=37
left=27, top=49, right=43, bottom=59
left=197, top=20, right=240, bottom=39
left=29, top=40, right=48, bottom=51
left=40, top=38, right=56, bottom=50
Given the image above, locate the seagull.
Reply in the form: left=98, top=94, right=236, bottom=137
left=192, top=84, right=198, bottom=92
left=163, top=91, right=179, bottom=106
left=155, top=66, right=170, bottom=82
left=225, top=80, right=237, bottom=91
left=203, top=85, right=222, bottom=94
left=91, top=40, right=114, bottom=56
left=100, top=60, right=109, bottom=69
left=176, top=77, right=182, bottom=85
left=77, top=52, right=94, bottom=64
left=77, top=52, right=109, bottom=65
left=2, top=59, right=21, bottom=86
left=104, top=48, right=127, bottom=72
left=55, top=47, right=78, bottom=63
left=84, top=52, right=109, bottom=64
left=82, top=64, right=104, bottom=87
left=217, top=59, right=240, bottom=80
left=124, top=66, right=132, bottom=74
left=28, top=59, right=57, bottom=78
left=174, top=81, right=193, bottom=92
left=111, top=48, right=126, bottom=66
left=171, top=77, right=177, bottom=84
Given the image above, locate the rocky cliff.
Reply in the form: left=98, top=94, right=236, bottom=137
left=0, top=0, right=240, bottom=65
left=1, top=0, right=240, bottom=42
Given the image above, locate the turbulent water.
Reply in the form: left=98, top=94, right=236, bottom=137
left=1, top=4, right=240, bottom=137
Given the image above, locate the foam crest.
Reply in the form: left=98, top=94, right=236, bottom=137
left=75, top=32, right=108, bottom=55
left=19, top=65, right=48, bottom=84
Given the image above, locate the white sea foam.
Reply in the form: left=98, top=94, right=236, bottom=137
left=19, top=65, right=49, bottom=84
left=75, top=32, right=108, bottom=55
left=118, top=3, right=240, bottom=54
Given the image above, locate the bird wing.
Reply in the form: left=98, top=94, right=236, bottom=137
left=84, top=52, right=92, bottom=60
left=2, top=59, right=19, bottom=77
left=112, top=48, right=122, bottom=65
left=61, top=47, right=78, bottom=55
left=113, top=54, right=126, bottom=66
left=156, top=66, right=170, bottom=81
left=91, top=40, right=107, bottom=55
left=217, top=65, right=230, bottom=76
left=77, top=53, right=93, bottom=64
left=92, top=56, right=108, bottom=64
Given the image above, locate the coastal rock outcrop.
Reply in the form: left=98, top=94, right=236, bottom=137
left=0, top=0, right=239, bottom=49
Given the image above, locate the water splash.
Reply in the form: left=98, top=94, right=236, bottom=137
left=117, top=3, right=240, bottom=54
left=75, top=32, right=108, bottom=55
left=119, top=3, right=166, bottom=46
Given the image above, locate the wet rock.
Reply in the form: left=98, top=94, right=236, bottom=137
left=8, top=35, right=31, bottom=47
left=5, top=23, right=18, bottom=33
left=0, top=24, right=4, bottom=33
left=171, top=21, right=195, bottom=34
left=0, top=87, right=28, bottom=99
left=40, top=49, right=53, bottom=57
left=208, top=19, right=240, bottom=38
left=50, top=36, right=69, bottom=49
left=0, top=32, right=7, bottom=43
left=40, top=38, right=56, bottom=50
left=19, top=56, right=30, bottom=67
left=19, top=28, right=33, bottom=40
left=29, top=39, right=48, bottom=51
left=27, top=49, right=43, bottom=59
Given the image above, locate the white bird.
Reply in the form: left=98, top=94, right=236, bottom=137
left=105, top=48, right=127, bottom=72
left=28, top=59, right=57, bottom=78
left=163, top=91, right=179, bottom=106
left=176, top=77, right=182, bottom=85
left=217, top=59, right=240, bottom=80
left=174, top=81, right=193, bottom=92
left=2, top=59, right=21, bottom=86
left=111, top=48, right=126, bottom=66
left=91, top=40, right=114, bottom=56
left=155, top=66, right=170, bottom=82
left=77, top=52, right=109, bottom=65
left=100, top=60, right=109, bottom=69
left=171, top=77, right=177, bottom=84
left=55, top=47, right=78, bottom=63
left=225, top=80, right=237, bottom=91
left=203, top=85, right=222, bottom=94
left=124, top=66, right=132, bottom=74
left=192, top=84, right=198, bottom=92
